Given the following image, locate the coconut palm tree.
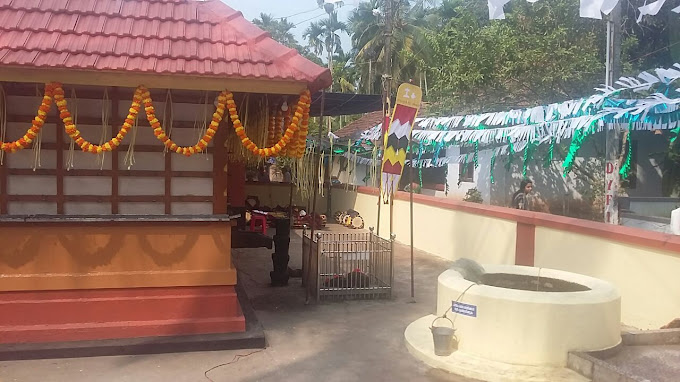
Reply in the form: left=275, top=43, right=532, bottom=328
left=332, top=51, right=358, bottom=93
left=303, top=12, right=348, bottom=59
left=253, top=13, right=323, bottom=66
left=349, top=0, right=434, bottom=94
left=252, top=13, right=297, bottom=48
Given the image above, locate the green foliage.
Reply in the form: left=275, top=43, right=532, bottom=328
left=463, top=188, right=483, bottom=203
left=332, top=51, right=359, bottom=92
left=303, top=13, right=348, bottom=59
left=620, top=1, right=679, bottom=74
left=661, top=135, right=680, bottom=196
left=425, top=0, right=604, bottom=114
left=252, top=13, right=298, bottom=48
left=348, top=0, right=433, bottom=94
left=252, top=13, right=322, bottom=65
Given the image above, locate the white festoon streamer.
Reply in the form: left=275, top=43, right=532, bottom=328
left=161, top=90, right=174, bottom=155
left=346, top=63, right=680, bottom=173
left=97, top=88, right=110, bottom=170
left=124, top=114, right=139, bottom=169
left=488, top=0, right=512, bottom=19
left=32, top=85, right=42, bottom=171
left=637, top=0, right=667, bottom=21
left=318, top=151, right=325, bottom=197
left=487, top=0, right=656, bottom=21
left=200, top=91, right=210, bottom=157
left=66, top=88, right=78, bottom=170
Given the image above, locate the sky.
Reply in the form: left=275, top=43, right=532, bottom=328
left=221, top=0, right=358, bottom=54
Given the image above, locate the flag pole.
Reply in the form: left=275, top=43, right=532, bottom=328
left=306, top=90, right=325, bottom=305
left=408, top=130, right=415, bottom=302
left=376, top=0, right=394, bottom=238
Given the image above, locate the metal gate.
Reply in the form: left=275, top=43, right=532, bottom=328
left=303, top=227, right=394, bottom=302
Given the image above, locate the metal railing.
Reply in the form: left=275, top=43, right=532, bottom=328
left=303, top=227, right=394, bottom=302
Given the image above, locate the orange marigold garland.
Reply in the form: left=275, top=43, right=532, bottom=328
left=0, top=83, right=55, bottom=153
left=266, top=109, right=276, bottom=147
left=140, top=87, right=227, bottom=157
left=296, top=102, right=310, bottom=158
left=5, top=82, right=308, bottom=159
left=227, top=89, right=311, bottom=157
left=280, top=107, right=291, bottom=157
left=273, top=108, right=283, bottom=150
left=288, top=101, right=310, bottom=159
left=52, top=84, right=226, bottom=156
left=288, top=124, right=300, bottom=158
left=54, top=84, right=143, bottom=153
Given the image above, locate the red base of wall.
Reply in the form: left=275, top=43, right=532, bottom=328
left=0, top=286, right=245, bottom=344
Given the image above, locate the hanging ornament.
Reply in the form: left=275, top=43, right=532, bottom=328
left=0, top=83, right=55, bottom=153
left=620, top=130, right=633, bottom=180
left=490, top=150, right=497, bottom=184
left=416, top=141, right=425, bottom=189
left=228, top=90, right=310, bottom=157
left=473, top=141, right=479, bottom=169
left=544, top=137, right=555, bottom=168
left=563, top=120, right=598, bottom=176
left=459, top=154, right=469, bottom=186
left=522, top=140, right=537, bottom=177
left=505, top=137, right=515, bottom=171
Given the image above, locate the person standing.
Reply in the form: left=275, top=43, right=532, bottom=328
left=511, top=179, right=534, bottom=210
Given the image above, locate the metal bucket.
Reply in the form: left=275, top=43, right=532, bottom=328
left=430, top=316, right=457, bottom=356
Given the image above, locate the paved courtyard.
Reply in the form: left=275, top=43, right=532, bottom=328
left=0, top=225, right=480, bottom=382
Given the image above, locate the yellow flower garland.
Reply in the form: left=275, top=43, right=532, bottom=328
left=54, top=83, right=143, bottom=153
left=227, top=89, right=311, bottom=157
left=280, top=108, right=291, bottom=157
left=267, top=110, right=276, bottom=147
left=52, top=84, right=228, bottom=156
left=295, top=102, right=310, bottom=158
left=140, top=87, right=228, bottom=156
left=3, top=82, right=310, bottom=159
left=0, top=83, right=55, bottom=153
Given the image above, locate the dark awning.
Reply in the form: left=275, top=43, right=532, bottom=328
left=309, top=92, right=383, bottom=117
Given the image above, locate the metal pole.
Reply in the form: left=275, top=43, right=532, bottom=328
left=604, top=4, right=622, bottom=225
left=326, top=11, right=334, bottom=218
left=389, top=191, right=394, bottom=238
left=306, top=91, right=325, bottom=304
left=409, top=136, right=415, bottom=301
left=376, top=0, right=393, bottom=239
left=389, top=233, right=396, bottom=299
left=327, top=143, right=332, bottom=216
left=288, top=180, right=294, bottom=227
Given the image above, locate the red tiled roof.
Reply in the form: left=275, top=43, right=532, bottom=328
left=335, top=111, right=384, bottom=139
left=0, top=0, right=331, bottom=92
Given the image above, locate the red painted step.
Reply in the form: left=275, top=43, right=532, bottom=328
left=0, top=317, right=246, bottom=344
left=0, top=289, right=241, bottom=325
left=0, top=286, right=246, bottom=344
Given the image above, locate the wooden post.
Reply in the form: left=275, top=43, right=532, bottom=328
left=306, top=91, right=325, bottom=304
left=288, top=181, right=294, bottom=226
left=0, top=153, right=7, bottom=215
left=111, top=87, right=120, bottom=214
left=55, top=113, right=64, bottom=215
left=604, top=3, right=622, bottom=225
left=164, top=151, right=172, bottom=215
left=212, top=117, right=229, bottom=215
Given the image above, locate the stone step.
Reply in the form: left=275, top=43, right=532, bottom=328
left=0, top=317, right=246, bottom=344
left=0, top=286, right=245, bottom=343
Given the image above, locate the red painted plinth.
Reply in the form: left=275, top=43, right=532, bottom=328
left=0, top=286, right=246, bottom=344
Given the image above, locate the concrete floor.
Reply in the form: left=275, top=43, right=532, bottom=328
left=0, top=225, right=480, bottom=382
left=603, top=345, right=680, bottom=382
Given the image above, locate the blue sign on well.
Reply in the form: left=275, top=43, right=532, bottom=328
left=452, top=301, right=477, bottom=317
